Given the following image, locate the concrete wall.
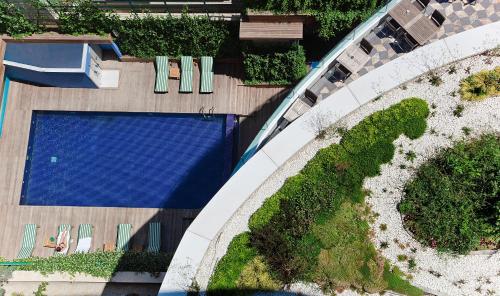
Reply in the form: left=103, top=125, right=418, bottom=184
left=158, top=21, right=500, bottom=295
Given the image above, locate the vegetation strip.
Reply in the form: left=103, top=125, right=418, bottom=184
left=1, top=252, right=172, bottom=279
left=209, top=98, right=429, bottom=295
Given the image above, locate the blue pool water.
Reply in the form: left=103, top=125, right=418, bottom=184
left=21, top=111, right=236, bottom=208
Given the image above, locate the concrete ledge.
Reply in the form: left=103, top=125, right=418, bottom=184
left=159, top=21, right=500, bottom=295
left=6, top=271, right=165, bottom=284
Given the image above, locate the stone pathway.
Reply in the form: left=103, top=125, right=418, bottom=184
left=311, top=0, right=500, bottom=99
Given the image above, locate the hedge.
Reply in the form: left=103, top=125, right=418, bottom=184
left=2, top=0, right=236, bottom=59
left=247, top=0, right=379, bottom=39
left=399, top=134, right=500, bottom=254
left=210, top=98, right=429, bottom=295
left=5, top=251, right=172, bottom=279
left=243, top=44, right=307, bottom=85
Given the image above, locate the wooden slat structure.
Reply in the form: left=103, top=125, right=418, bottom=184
left=0, top=57, right=286, bottom=259
left=239, top=22, right=303, bottom=40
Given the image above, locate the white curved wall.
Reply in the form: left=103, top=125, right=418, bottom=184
left=159, top=21, right=500, bottom=295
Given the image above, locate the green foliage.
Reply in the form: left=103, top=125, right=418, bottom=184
left=313, top=202, right=388, bottom=293
left=10, top=251, right=171, bottom=279
left=213, top=98, right=428, bottom=294
left=243, top=44, right=307, bottom=85
left=383, top=265, right=423, bottom=296
left=459, top=67, right=500, bottom=101
left=115, top=13, right=234, bottom=58
left=399, top=134, right=500, bottom=254
left=33, top=282, right=47, bottom=296
left=453, top=104, right=464, bottom=117
left=57, top=0, right=119, bottom=35
left=236, top=256, right=282, bottom=291
left=0, top=2, right=40, bottom=37
left=247, top=0, right=379, bottom=39
left=2, top=0, right=235, bottom=58
left=208, top=232, right=257, bottom=295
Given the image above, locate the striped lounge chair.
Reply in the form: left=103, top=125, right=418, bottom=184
left=200, top=56, right=214, bottom=93
left=17, top=224, right=37, bottom=259
left=155, top=56, right=169, bottom=93
left=54, top=224, right=71, bottom=256
left=146, top=222, right=161, bottom=253
left=117, top=224, right=132, bottom=251
left=75, top=224, right=93, bottom=253
left=180, top=56, right=193, bottom=93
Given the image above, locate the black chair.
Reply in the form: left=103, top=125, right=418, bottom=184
left=413, top=0, right=430, bottom=11
left=403, top=33, right=419, bottom=51
left=385, top=17, right=403, bottom=36
left=304, top=89, right=318, bottom=106
left=359, top=38, right=374, bottom=55
left=332, top=63, right=352, bottom=82
left=431, top=10, right=446, bottom=27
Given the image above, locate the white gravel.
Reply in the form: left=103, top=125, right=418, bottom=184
left=196, top=54, right=500, bottom=295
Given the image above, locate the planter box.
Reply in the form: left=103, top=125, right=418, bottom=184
left=6, top=271, right=165, bottom=284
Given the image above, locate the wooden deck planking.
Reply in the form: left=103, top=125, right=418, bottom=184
left=0, top=59, right=286, bottom=259
left=0, top=205, right=199, bottom=259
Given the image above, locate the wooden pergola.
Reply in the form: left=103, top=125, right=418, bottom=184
left=239, top=22, right=303, bottom=41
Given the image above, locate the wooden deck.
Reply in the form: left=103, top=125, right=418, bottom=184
left=239, top=22, right=303, bottom=40
left=0, top=59, right=286, bottom=259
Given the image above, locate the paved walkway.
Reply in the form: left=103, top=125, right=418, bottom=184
left=311, top=0, right=500, bottom=98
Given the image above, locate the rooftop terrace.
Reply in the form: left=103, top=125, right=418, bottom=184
left=0, top=56, right=287, bottom=259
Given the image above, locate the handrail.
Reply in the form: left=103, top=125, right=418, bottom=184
left=233, top=0, right=401, bottom=172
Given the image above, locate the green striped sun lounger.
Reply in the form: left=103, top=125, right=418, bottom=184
left=17, top=224, right=37, bottom=259
left=180, top=56, right=193, bottom=93
left=116, top=224, right=132, bottom=251
left=200, top=56, right=214, bottom=93
left=155, top=56, right=169, bottom=93
left=54, top=224, right=71, bottom=256
left=75, top=224, right=93, bottom=253
left=146, top=222, right=161, bottom=253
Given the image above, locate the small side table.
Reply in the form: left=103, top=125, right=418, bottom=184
left=103, top=242, right=115, bottom=252
left=169, top=67, right=180, bottom=79
left=132, top=243, right=143, bottom=252
left=43, top=236, right=56, bottom=248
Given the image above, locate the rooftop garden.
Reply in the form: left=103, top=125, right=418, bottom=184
left=208, top=98, right=429, bottom=295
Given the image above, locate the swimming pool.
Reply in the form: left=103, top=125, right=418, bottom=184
left=20, top=111, right=237, bottom=208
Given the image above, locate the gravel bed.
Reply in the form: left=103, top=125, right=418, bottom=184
left=196, top=53, right=500, bottom=295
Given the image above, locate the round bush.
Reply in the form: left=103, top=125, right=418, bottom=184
left=399, top=134, right=499, bottom=254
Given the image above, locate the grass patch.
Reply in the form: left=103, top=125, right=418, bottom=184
left=6, top=251, right=171, bottom=279
left=399, top=134, right=500, bottom=254
left=459, top=67, right=500, bottom=101
left=384, top=265, right=423, bottom=296
left=208, top=232, right=258, bottom=294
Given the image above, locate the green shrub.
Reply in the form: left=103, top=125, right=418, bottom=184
left=399, top=134, right=500, bottom=254
left=11, top=251, right=171, bottom=279
left=116, top=13, right=233, bottom=58
left=243, top=44, right=307, bottom=85
left=2, top=0, right=235, bottom=59
left=247, top=0, right=379, bottom=40
left=208, top=232, right=257, bottom=294
left=460, top=67, right=500, bottom=101
left=57, top=0, right=119, bottom=35
left=0, top=2, right=40, bottom=36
